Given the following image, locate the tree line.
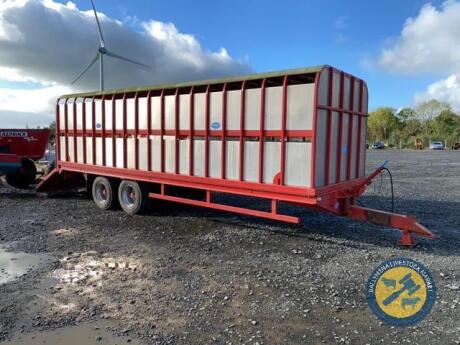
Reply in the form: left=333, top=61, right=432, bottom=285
left=367, top=99, right=460, bottom=148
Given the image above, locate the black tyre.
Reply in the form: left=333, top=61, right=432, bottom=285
left=118, top=180, right=149, bottom=215
left=92, top=176, right=117, bottom=210
left=5, top=158, right=37, bottom=188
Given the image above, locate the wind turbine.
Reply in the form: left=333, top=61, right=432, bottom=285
left=72, top=0, right=148, bottom=91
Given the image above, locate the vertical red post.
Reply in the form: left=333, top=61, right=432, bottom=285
left=91, top=96, right=96, bottom=165
left=122, top=94, right=127, bottom=169
left=310, top=72, right=320, bottom=188
left=64, top=99, right=69, bottom=162
left=355, top=80, right=364, bottom=177
left=324, top=68, right=333, bottom=186
left=72, top=98, right=77, bottom=163
left=280, top=76, right=288, bottom=185
left=55, top=99, right=61, bottom=163
left=258, top=79, right=266, bottom=183
left=189, top=86, right=195, bottom=176
left=101, top=95, right=106, bottom=167
left=238, top=81, right=246, bottom=181
left=336, top=72, right=344, bottom=183
left=204, top=85, right=210, bottom=178
left=346, top=77, right=355, bottom=180
left=134, top=92, right=139, bottom=170
left=147, top=90, right=152, bottom=171
left=82, top=98, right=87, bottom=164
left=174, top=88, right=180, bottom=174
left=160, top=90, right=165, bottom=173
left=221, top=83, right=228, bottom=179
left=111, top=94, right=116, bottom=168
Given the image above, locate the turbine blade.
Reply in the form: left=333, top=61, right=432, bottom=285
left=71, top=52, right=100, bottom=85
left=105, top=51, right=149, bottom=68
left=90, top=0, right=105, bottom=48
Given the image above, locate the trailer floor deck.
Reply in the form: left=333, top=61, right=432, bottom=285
left=0, top=150, right=459, bottom=345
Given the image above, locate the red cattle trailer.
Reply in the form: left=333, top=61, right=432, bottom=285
left=37, top=65, right=436, bottom=246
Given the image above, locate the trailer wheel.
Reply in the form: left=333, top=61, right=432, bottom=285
left=118, top=180, right=149, bottom=215
left=92, top=177, right=117, bottom=210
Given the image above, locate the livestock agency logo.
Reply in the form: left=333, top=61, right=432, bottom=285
left=366, top=258, right=436, bottom=326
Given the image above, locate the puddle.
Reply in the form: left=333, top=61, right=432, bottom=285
left=0, top=322, right=142, bottom=345
left=0, top=244, right=51, bottom=285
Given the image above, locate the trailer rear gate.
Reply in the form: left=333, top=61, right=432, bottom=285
left=38, top=65, right=436, bottom=246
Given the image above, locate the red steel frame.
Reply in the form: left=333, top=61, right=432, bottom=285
left=38, top=66, right=436, bottom=246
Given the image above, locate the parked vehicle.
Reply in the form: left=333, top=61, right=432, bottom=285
left=452, top=142, right=460, bottom=150
left=0, top=129, right=50, bottom=188
left=371, top=142, right=384, bottom=149
left=36, top=65, right=435, bottom=246
left=429, top=141, right=444, bottom=150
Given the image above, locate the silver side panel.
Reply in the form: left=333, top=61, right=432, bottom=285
left=164, top=95, right=175, bottom=130
left=286, top=142, right=311, bottom=187
left=332, top=71, right=340, bottom=109
left=179, top=95, right=191, bottom=130
left=193, top=140, right=205, bottom=177
left=151, top=136, right=162, bottom=172
left=226, top=91, right=241, bottom=130
left=178, top=139, right=189, bottom=175
left=263, top=142, right=280, bottom=183
left=359, top=117, right=367, bottom=177
left=318, top=69, right=329, bottom=107
left=86, top=138, right=94, bottom=165
left=95, top=138, right=103, bottom=166
left=343, top=77, right=351, bottom=110
left=340, top=115, right=349, bottom=182
left=244, top=142, right=259, bottom=182
left=151, top=97, right=161, bottom=130
left=328, top=112, right=339, bottom=183
left=245, top=88, right=261, bottom=130
left=209, top=141, right=222, bottom=178
left=225, top=141, right=239, bottom=180
left=59, top=137, right=66, bottom=161
left=350, top=115, right=359, bottom=178
left=126, top=138, right=135, bottom=169
left=286, top=84, right=314, bottom=130
left=194, top=93, right=206, bottom=130
left=314, top=109, right=328, bottom=187
left=138, top=98, right=148, bottom=130
left=105, top=138, right=113, bottom=167
left=210, top=92, right=223, bottom=130
left=265, top=86, right=282, bottom=130
left=76, top=137, right=84, bottom=164
left=164, top=136, right=175, bottom=173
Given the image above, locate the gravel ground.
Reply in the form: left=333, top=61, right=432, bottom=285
left=0, top=150, right=459, bottom=345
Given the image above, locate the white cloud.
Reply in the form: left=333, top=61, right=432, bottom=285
left=0, top=85, right=71, bottom=113
left=374, top=0, right=460, bottom=110
left=0, top=0, right=250, bottom=127
left=333, top=16, right=349, bottom=44
left=414, top=73, right=460, bottom=111
left=378, top=1, right=460, bottom=75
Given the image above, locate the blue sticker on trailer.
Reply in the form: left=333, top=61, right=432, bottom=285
left=342, top=146, right=348, bottom=154
left=211, top=122, right=221, bottom=130
left=96, top=123, right=102, bottom=129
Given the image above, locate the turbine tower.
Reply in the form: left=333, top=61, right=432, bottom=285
left=71, top=0, right=148, bottom=91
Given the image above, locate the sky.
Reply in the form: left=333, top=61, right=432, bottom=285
left=0, top=0, right=459, bottom=127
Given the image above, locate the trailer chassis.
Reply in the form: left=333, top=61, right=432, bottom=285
left=38, top=160, right=436, bottom=247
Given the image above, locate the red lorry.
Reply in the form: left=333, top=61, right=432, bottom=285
left=0, top=129, right=50, bottom=188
